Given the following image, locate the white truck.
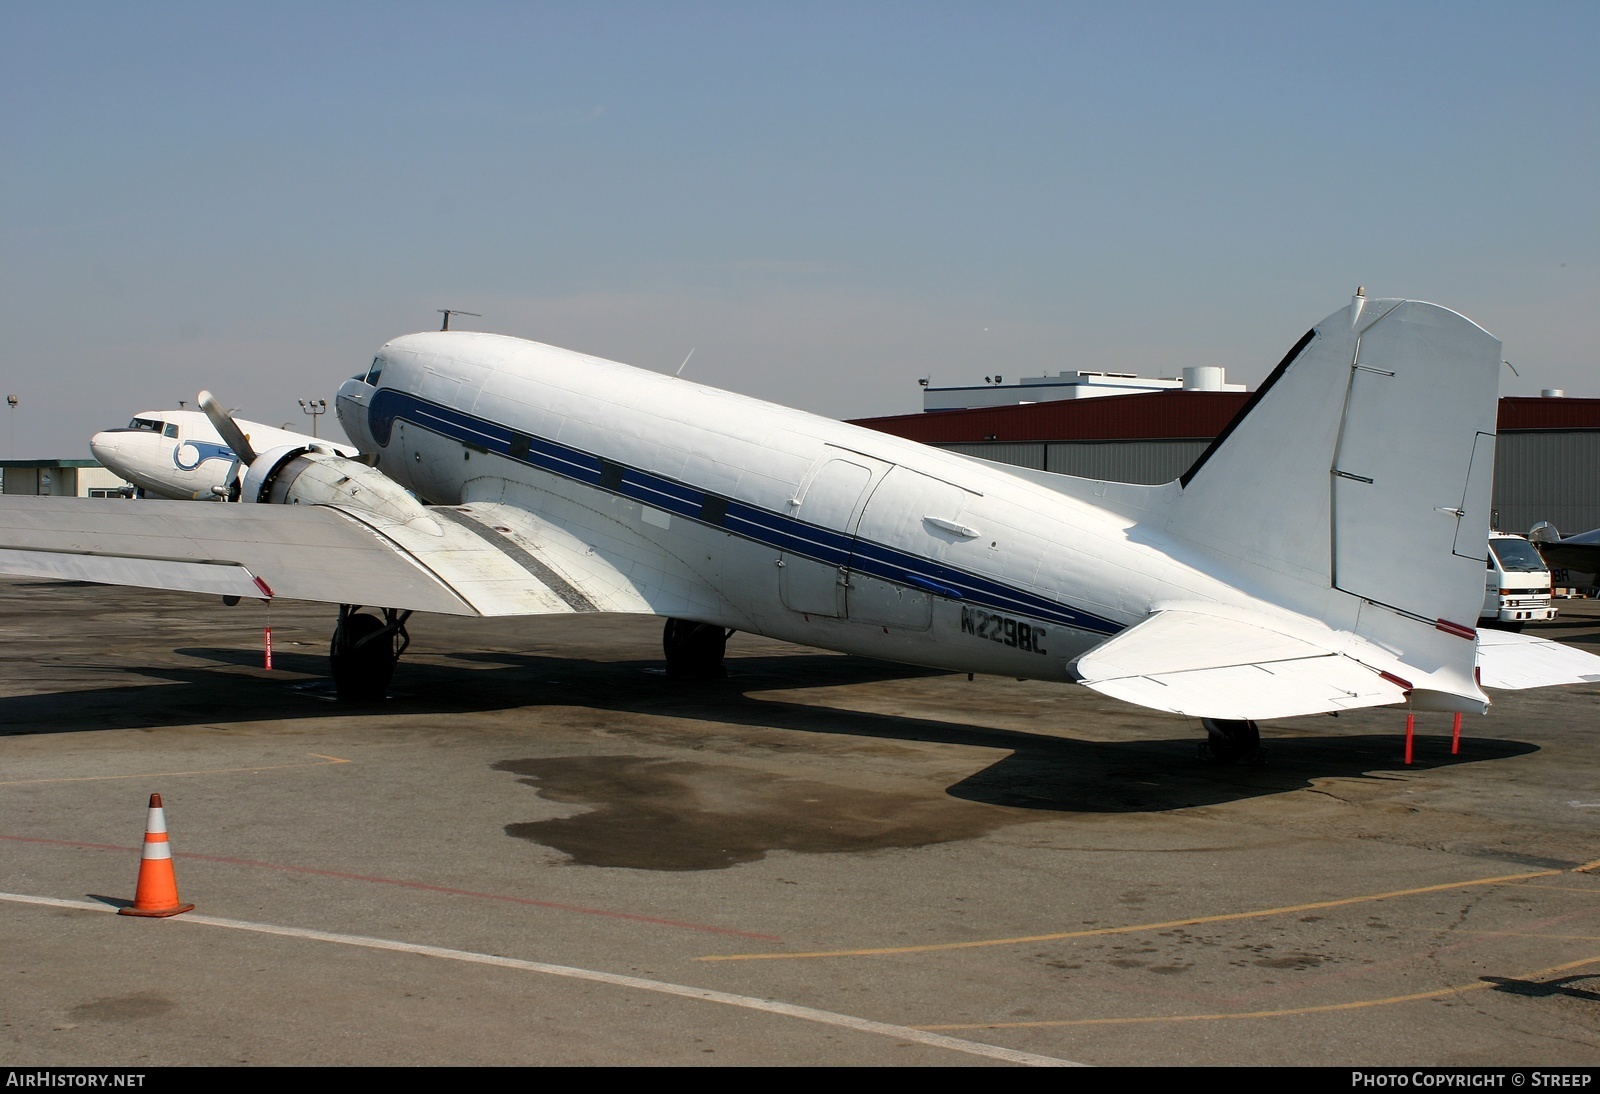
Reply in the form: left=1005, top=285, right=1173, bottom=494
left=1482, top=531, right=1557, bottom=631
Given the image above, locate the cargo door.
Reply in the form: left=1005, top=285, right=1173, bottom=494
left=849, top=466, right=976, bottom=631
left=779, top=457, right=879, bottom=617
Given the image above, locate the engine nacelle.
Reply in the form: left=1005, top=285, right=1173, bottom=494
left=239, top=445, right=441, bottom=535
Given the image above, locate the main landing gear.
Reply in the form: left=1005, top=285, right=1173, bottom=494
left=330, top=605, right=411, bottom=702
left=662, top=618, right=731, bottom=679
left=1199, top=717, right=1263, bottom=764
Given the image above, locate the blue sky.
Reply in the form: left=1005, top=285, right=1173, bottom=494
left=2, top=2, right=1595, bottom=454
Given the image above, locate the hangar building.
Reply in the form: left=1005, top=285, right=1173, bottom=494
left=0, top=459, right=132, bottom=498
left=852, top=394, right=1600, bottom=536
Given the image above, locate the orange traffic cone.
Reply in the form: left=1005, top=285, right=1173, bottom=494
left=118, top=793, right=195, bottom=918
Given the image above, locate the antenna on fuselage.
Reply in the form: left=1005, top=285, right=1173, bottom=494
left=438, top=309, right=481, bottom=331
left=675, top=348, right=695, bottom=377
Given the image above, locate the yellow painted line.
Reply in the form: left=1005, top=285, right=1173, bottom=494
left=698, top=869, right=1562, bottom=962
left=916, top=952, right=1600, bottom=1030
left=0, top=753, right=352, bottom=786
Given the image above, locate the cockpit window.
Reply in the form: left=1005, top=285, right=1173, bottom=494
left=363, top=356, right=385, bottom=386
left=163, top=423, right=179, bottom=439
left=129, top=417, right=165, bottom=432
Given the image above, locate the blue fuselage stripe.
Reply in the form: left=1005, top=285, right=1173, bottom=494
left=369, top=388, right=1118, bottom=634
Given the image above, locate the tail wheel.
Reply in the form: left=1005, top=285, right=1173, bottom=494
left=663, top=618, right=730, bottom=679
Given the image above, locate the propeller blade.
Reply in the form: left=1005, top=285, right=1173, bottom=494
left=198, top=390, right=258, bottom=466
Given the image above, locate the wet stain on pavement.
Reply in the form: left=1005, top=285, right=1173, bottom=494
left=495, top=755, right=1027, bottom=870
left=69, top=992, right=176, bottom=1022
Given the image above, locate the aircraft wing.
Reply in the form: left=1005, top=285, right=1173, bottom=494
left=0, top=495, right=669, bottom=618
left=1475, top=628, right=1600, bottom=690
left=1535, top=530, right=1600, bottom=574
left=1068, top=609, right=1408, bottom=720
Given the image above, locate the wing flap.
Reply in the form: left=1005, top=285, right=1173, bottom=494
left=1071, top=609, right=1407, bottom=719
left=335, top=502, right=656, bottom=617
left=448, top=501, right=661, bottom=614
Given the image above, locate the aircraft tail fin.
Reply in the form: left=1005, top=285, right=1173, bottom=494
left=1161, top=294, right=1502, bottom=705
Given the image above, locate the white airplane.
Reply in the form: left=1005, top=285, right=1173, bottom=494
left=4, top=292, right=1598, bottom=761
left=89, top=409, right=355, bottom=501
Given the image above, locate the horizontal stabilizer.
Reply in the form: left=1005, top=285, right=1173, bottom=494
left=1476, top=628, right=1600, bottom=690
left=1070, top=609, right=1407, bottom=720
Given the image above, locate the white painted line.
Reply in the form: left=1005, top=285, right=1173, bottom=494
left=2, top=892, right=1084, bottom=1067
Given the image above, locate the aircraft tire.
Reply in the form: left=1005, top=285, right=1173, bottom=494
left=663, top=618, right=729, bottom=679
left=1199, top=718, right=1262, bottom=764
left=330, top=611, right=397, bottom=702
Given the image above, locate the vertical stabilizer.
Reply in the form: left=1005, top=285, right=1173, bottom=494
left=1165, top=297, right=1501, bottom=701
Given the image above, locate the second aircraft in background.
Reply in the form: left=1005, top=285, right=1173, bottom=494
left=90, top=409, right=354, bottom=501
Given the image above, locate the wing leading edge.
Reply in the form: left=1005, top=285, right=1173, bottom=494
left=0, top=495, right=665, bottom=619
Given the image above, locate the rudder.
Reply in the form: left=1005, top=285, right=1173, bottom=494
left=1167, top=294, right=1501, bottom=639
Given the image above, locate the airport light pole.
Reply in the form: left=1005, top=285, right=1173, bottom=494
left=6, top=395, right=16, bottom=459
left=298, top=398, right=326, bottom=438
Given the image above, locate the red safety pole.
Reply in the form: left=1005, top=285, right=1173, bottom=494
left=1404, top=712, right=1415, bottom=765
left=1451, top=711, right=1462, bottom=755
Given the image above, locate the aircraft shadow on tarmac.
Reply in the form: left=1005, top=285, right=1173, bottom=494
left=0, top=643, right=1540, bottom=817
left=1482, top=973, right=1600, bottom=1003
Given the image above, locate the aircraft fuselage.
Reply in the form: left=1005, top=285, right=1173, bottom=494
left=333, top=332, right=1248, bottom=682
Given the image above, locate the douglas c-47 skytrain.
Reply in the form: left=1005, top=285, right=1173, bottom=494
left=4, top=291, right=1598, bottom=761
left=88, top=409, right=354, bottom=501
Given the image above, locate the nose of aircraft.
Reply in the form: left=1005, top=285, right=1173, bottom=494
left=89, top=430, right=120, bottom=466
left=335, top=379, right=376, bottom=451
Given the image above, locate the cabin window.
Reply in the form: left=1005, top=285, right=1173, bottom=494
left=700, top=495, right=729, bottom=525
left=163, top=423, right=179, bottom=439
left=129, top=418, right=165, bottom=432
left=364, top=356, right=385, bottom=386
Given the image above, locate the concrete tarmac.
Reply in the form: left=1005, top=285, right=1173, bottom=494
left=2, top=578, right=1597, bottom=1066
